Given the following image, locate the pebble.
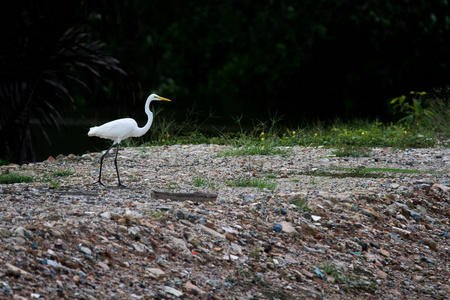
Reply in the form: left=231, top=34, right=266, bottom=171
left=164, top=286, right=183, bottom=297
left=79, top=246, right=92, bottom=255
left=422, top=237, right=438, bottom=250
left=185, top=281, right=206, bottom=295
left=311, top=215, right=322, bottom=221
left=146, top=268, right=165, bottom=279
left=279, top=221, right=299, bottom=236
left=197, top=224, right=225, bottom=239
left=273, top=223, right=283, bottom=233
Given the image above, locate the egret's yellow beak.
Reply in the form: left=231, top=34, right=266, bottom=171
left=157, top=96, right=171, bottom=102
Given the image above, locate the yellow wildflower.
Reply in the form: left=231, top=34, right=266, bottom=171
left=261, top=138, right=265, bottom=141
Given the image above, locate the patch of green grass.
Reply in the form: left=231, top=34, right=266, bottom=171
left=227, top=177, right=277, bottom=190
left=151, top=212, right=165, bottom=218
left=361, top=167, right=424, bottom=173
left=41, top=168, right=74, bottom=187
left=220, top=144, right=288, bottom=157
left=193, top=177, right=216, bottom=189
left=302, top=166, right=427, bottom=179
left=51, top=168, right=74, bottom=177
left=322, top=262, right=344, bottom=282
left=303, top=169, right=385, bottom=179
left=50, top=181, right=61, bottom=190
left=166, top=182, right=179, bottom=189
left=290, top=197, right=312, bottom=213
left=321, top=262, right=377, bottom=292
left=0, top=173, right=34, bottom=184
left=332, top=146, right=371, bottom=157
left=111, top=102, right=447, bottom=150
left=422, top=96, right=450, bottom=136
left=248, top=245, right=261, bottom=260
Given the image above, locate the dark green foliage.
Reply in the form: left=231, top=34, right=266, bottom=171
left=0, top=1, right=133, bottom=163
left=84, top=1, right=450, bottom=122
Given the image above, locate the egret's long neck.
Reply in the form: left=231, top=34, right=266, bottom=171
left=134, top=96, right=154, bottom=137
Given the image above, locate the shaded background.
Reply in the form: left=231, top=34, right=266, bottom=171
left=1, top=0, right=450, bottom=163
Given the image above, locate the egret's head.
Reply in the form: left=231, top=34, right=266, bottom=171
left=149, top=93, right=171, bottom=102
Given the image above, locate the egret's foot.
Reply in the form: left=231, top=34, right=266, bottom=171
left=118, top=183, right=128, bottom=189
left=94, top=180, right=105, bottom=186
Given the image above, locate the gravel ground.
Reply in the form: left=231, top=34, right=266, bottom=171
left=0, top=144, right=449, bottom=299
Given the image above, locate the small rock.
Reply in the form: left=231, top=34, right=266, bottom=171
left=44, top=259, right=59, bottom=269
left=164, top=286, right=183, bottom=297
left=379, top=249, right=390, bottom=257
left=31, top=241, right=40, bottom=250
left=100, top=212, right=111, bottom=219
left=300, top=269, right=315, bottom=279
left=273, top=223, right=283, bottom=233
left=411, top=213, right=422, bottom=221
left=311, top=215, right=321, bottom=222
left=197, top=224, right=225, bottom=239
left=5, top=263, right=32, bottom=278
left=11, top=227, right=30, bottom=239
left=376, top=269, right=388, bottom=280
left=79, top=246, right=92, bottom=255
left=370, top=242, right=380, bottom=249
left=97, top=261, right=110, bottom=271
left=0, top=228, right=11, bottom=238
left=146, top=268, right=165, bottom=279
left=279, top=221, right=299, bottom=236
left=117, top=225, right=128, bottom=232
left=432, top=183, right=450, bottom=192
left=124, top=210, right=143, bottom=220
left=185, top=281, right=206, bottom=295
left=385, top=205, right=397, bottom=216
left=361, top=207, right=385, bottom=219
left=49, top=228, right=65, bottom=238
left=391, top=226, right=411, bottom=237
left=132, top=242, right=146, bottom=253
left=171, top=237, right=189, bottom=251
left=314, top=268, right=325, bottom=279
left=422, top=237, right=437, bottom=250
left=225, top=232, right=237, bottom=242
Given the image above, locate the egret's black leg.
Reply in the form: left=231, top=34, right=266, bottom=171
left=114, top=143, right=128, bottom=188
left=97, top=143, right=115, bottom=186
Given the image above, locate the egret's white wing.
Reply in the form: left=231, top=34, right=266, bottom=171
left=88, top=118, right=137, bottom=143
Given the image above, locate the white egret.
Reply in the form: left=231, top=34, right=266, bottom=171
left=88, top=94, right=171, bottom=187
